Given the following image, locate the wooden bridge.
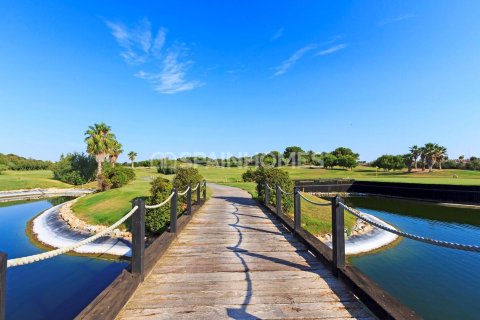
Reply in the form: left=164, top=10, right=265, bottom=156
left=1, top=182, right=421, bottom=320
left=116, top=184, right=372, bottom=319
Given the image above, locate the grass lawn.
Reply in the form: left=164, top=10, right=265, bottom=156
left=0, top=170, right=74, bottom=191
left=72, top=167, right=156, bottom=225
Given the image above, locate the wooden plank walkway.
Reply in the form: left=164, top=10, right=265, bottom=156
left=117, top=184, right=374, bottom=319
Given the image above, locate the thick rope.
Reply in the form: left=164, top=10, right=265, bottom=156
left=191, top=183, right=200, bottom=192
left=265, top=183, right=275, bottom=191
left=145, top=192, right=175, bottom=209
left=340, top=203, right=480, bottom=253
left=7, top=206, right=139, bottom=268
left=178, top=186, right=190, bottom=196
left=298, top=192, right=331, bottom=206
left=278, top=186, right=294, bottom=195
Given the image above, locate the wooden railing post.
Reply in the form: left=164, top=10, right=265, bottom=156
left=131, top=199, right=145, bottom=281
left=264, top=182, right=270, bottom=206
left=0, top=252, right=6, bottom=320
left=332, top=196, right=345, bottom=277
left=196, top=183, right=201, bottom=204
left=202, top=180, right=207, bottom=201
left=276, top=185, right=282, bottom=216
left=170, top=188, right=178, bottom=233
left=187, top=184, right=192, bottom=215
left=294, top=187, right=301, bottom=232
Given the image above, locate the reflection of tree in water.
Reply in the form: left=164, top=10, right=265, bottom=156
left=48, top=196, right=75, bottom=206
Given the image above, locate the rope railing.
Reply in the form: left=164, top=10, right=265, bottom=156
left=145, top=192, right=175, bottom=209
left=340, top=203, right=480, bottom=253
left=191, top=182, right=200, bottom=192
left=265, top=183, right=275, bottom=191
left=297, top=191, right=331, bottom=206
left=178, top=186, right=190, bottom=196
left=278, top=186, right=294, bottom=195
left=7, top=206, right=139, bottom=268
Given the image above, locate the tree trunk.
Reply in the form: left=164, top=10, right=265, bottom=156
left=96, top=161, right=102, bottom=176
left=439, top=161, right=442, bottom=170
left=414, top=160, right=417, bottom=170
left=131, top=161, right=134, bottom=168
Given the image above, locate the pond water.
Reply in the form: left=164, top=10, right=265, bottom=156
left=0, top=198, right=127, bottom=320
left=346, top=196, right=480, bottom=320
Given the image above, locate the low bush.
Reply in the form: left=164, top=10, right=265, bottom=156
left=0, top=164, right=7, bottom=174
left=242, top=166, right=294, bottom=213
left=52, top=153, right=97, bottom=185
left=172, top=167, right=203, bottom=190
left=145, top=177, right=173, bottom=234
left=100, top=166, right=135, bottom=190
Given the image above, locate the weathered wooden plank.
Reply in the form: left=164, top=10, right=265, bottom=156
left=147, top=269, right=335, bottom=283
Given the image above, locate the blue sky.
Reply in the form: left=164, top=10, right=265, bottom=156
left=1, top=1, right=479, bottom=162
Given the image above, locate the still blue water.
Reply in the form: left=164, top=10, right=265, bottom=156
left=347, top=197, right=480, bottom=320
left=0, top=198, right=127, bottom=320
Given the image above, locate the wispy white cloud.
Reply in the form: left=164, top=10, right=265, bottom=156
left=271, top=28, right=284, bottom=41
left=106, top=19, right=202, bottom=94
left=315, top=43, right=348, bottom=56
left=379, top=13, right=416, bottom=26
left=106, top=19, right=165, bottom=64
left=273, top=44, right=316, bottom=76
left=135, top=46, right=204, bottom=94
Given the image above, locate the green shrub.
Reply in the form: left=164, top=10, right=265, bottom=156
left=101, top=166, right=135, bottom=189
left=145, top=177, right=173, bottom=234
left=242, top=166, right=294, bottom=213
left=0, top=164, right=7, bottom=174
left=52, top=153, right=97, bottom=185
left=172, top=167, right=203, bottom=190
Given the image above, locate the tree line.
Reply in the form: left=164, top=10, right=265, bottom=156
left=0, top=153, right=52, bottom=172
left=372, top=143, right=448, bottom=172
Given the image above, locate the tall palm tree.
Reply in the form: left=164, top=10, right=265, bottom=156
left=109, top=140, right=123, bottom=167
left=128, top=151, right=137, bottom=168
left=84, top=123, right=116, bottom=176
left=424, top=142, right=439, bottom=172
left=434, top=145, right=447, bottom=170
left=409, top=145, right=420, bottom=170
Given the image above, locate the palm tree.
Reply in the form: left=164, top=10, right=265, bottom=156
left=409, top=145, right=420, bottom=170
left=424, top=142, right=439, bottom=172
left=434, top=145, right=447, bottom=170
left=84, top=123, right=116, bottom=176
left=109, top=140, right=123, bottom=167
left=128, top=151, right=137, bottom=168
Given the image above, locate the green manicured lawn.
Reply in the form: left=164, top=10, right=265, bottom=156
left=0, top=170, right=74, bottom=191
left=72, top=167, right=157, bottom=225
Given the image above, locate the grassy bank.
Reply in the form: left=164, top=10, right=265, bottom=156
left=71, top=168, right=156, bottom=225
left=0, top=170, right=74, bottom=191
